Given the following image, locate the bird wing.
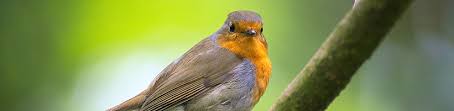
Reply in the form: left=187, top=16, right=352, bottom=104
left=140, top=37, right=243, bottom=111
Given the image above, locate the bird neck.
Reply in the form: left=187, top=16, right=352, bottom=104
left=216, top=35, right=271, bottom=104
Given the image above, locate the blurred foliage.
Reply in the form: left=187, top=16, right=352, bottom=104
left=1, top=0, right=453, bottom=111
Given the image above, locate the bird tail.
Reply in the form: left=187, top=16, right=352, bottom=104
left=107, top=93, right=147, bottom=111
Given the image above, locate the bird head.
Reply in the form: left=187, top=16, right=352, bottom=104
left=217, top=10, right=264, bottom=38
left=215, top=10, right=268, bottom=59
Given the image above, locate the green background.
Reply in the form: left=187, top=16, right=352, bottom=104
left=1, top=0, right=453, bottom=111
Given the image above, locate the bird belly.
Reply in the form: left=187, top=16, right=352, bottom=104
left=182, top=60, right=256, bottom=111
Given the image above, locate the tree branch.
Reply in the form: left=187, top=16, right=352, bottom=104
left=269, top=0, right=413, bottom=111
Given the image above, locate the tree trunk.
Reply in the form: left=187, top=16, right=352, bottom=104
left=269, top=0, right=414, bottom=111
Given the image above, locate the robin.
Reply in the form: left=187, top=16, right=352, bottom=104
left=108, top=10, right=271, bottom=111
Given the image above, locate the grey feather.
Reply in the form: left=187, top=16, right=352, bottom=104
left=139, top=37, right=244, bottom=111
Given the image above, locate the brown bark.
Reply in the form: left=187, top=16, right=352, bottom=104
left=269, top=0, right=414, bottom=111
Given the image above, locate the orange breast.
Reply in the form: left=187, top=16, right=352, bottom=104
left=250, top=57, right=271, bottom=104
left=217, top=36, right=271, bottom=104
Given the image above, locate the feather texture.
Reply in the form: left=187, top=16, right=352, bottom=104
left=139, top=37, right=243, bottom=111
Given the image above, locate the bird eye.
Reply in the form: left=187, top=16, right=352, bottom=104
left=229, top=25, right=235, bottom=32
left=260, top=28, right=263, bottom=33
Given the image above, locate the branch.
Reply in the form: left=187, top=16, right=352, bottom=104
left=269, top=0, right=413, bottom=111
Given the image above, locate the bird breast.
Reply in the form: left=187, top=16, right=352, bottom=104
left=183, top=60, right=256, bottom=111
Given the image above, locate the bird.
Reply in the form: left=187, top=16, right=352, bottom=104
left=107, top=10, right=271, bottom=111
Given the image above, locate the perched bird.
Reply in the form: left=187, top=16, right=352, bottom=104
left=108, top=10, right=271, bottom=111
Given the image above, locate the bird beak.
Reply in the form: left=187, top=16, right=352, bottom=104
left=245, top=29, right=257, bottom=36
